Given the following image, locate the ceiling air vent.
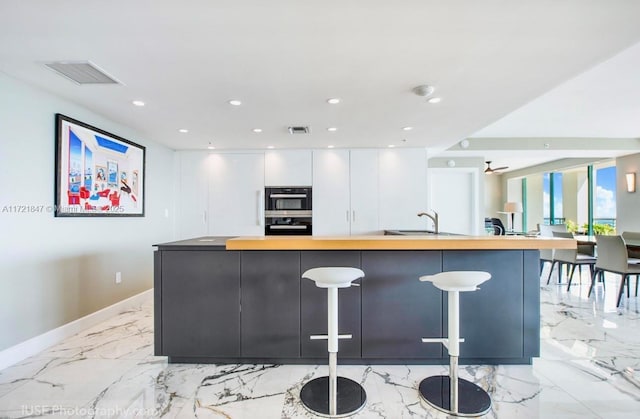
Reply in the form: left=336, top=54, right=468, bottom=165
left=288, top=126, right=310, bottom=134
left=44, top=61, right=122, bottom=85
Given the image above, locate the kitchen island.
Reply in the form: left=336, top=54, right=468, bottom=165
left=154, top=235, right=573, bottom=365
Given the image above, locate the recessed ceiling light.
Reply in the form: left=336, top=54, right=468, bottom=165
left=427, top=97, right=442, bottom=104
left=207, top=145, right=215, bottom=150
left=132, top=100, right=145, bottom=107
left=388, top=144, right=396, bottom=148
left=402, top=126, right=413, bottom=131
left=178, top=129, right=189, bottom=133
left=327, top=127, right=337, bottom=132
left=267, top=145, right=275, bottom=149
left=229, top=99, right=242, bottom=106
left=253, top=128, right=262, bottom=133
left=327, top=98, right=341, bottom=104
left=328, top=145, right=335, bottom=149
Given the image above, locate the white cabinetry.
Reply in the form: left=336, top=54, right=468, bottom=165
left=312, top=150, right=350, bottom=235
left=378, top=148, right=428, bottom=230
left=349, top=149, right=379, bottom=235
left=265, top=150, right=312, bottom=186
left=208, top=153, right=265, bottom=236
left=175, top=151, right=209, bottom=239
left=312, top=149, right=379, bottom=235
left=175, top=147, right=428, bottom=238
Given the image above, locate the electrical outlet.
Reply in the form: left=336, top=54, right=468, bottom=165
left=115, top=272, right=122, bottom=284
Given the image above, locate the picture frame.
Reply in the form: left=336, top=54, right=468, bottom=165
left=54, top=114, right=145, bottom=217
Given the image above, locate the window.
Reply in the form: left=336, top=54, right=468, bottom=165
left=594, top=166, right=616, bottom=229
left=543, top=172, right=564, bottom=225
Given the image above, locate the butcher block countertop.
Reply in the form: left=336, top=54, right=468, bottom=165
left=225, top=235, right=576, bottom=251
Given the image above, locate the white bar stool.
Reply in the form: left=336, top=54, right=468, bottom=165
left=300, top=267, right=367, bottom=418
left=419, top=271, right=492, bottom=417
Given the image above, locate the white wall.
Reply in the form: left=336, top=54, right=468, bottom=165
left=575, top=171, right=589, bottom=226
left=428, top=157, right=484, bottom=234
left=506, top=178, right=523, bottom=231
left=484, top=173, right=502, bottom=220
left=526, top=174, right=544, bottom=230
left=616, top=153, right=640, bottom=232
left=0, top=73, right=175, bottom=351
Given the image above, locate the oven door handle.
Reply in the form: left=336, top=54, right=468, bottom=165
left=269, top=193, right=307, bottom=198
left=268, top=225, right=308, bottom=230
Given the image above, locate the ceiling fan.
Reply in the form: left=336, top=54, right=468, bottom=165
left=484, top=161, right=509, bottom=174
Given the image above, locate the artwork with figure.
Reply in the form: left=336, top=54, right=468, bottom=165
left=55, top=114, right=145, bottom=217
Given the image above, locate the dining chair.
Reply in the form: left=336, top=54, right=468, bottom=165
left=538, top=224, right=567, bottom=282
left=621, top=231, right=640, bottom=262
left=551, top=231, right=596, bottom=291
left=490, top=218, right=506, bottom=236
left=589, top=235, right=640, bottom=307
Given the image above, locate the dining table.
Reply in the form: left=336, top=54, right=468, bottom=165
left=574, top=235, right=640, bottom=258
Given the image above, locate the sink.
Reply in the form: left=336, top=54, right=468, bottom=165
left=384, top=230, right=459, bottom=236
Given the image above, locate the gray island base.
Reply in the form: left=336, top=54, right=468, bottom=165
left=153, top=236, right=548, bottom=365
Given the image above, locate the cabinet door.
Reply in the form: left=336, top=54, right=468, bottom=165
left=161, top=250, right=240, bottom=357
left=265, top=150, right=312, bottom=186
left=209, top=153, right=265, bottom=236
left=361, top=251, right=443, bottom=358
left=378, top=148, right=428, bottom=230
left=241, top=251, right=301, bottom=358
left=442, top=250, right=524, bottom=359
left=301, top=251, right=362, bottom=358
left=349, top=150, right=379, bottom=235
left=312, top=150, right=350, bottom=235
left=175, top=151, right=209, bottom=239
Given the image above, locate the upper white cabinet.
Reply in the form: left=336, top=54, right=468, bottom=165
left=378, top=148, right=428, bottom=230
left=175, top=151, right=209, bottom=239
left=349, top=149, right=380, bottom=235
left=265, top=150, right=312, bottom=186
left=209, top=153, right=265, bottom=236
left=312, top=150, right=351, bottom=235
left=312, top=149, right=379, bottom=235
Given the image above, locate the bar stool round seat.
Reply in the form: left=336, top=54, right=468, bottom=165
left=419, top=271, right=492, bottom=417
left=300, top=267, right=367, bottom=418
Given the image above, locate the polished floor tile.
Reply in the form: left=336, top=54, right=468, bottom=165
left=1, top=271, right=639, bottom=418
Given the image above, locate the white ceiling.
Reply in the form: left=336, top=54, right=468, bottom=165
left=2, top=1, right=640, bottom=157
left=473, top=41, right=640, bottom=138
left=464, top=40, right=640, bottom=172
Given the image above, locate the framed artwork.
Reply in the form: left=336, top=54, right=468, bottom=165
left=55, top=114, right=145, bottom=217
left=107, top=160, right=118, bottom=188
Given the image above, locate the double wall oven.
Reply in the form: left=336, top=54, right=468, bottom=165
left=264, top=187, right=312, bottom=235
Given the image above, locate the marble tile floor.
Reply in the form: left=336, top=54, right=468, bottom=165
left=0, top=269, right=639, bottom=418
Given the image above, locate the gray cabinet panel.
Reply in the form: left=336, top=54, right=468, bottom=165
left=241, top=251, right=301, bottom=358
left=301, top=251, right=362, bottom=358
left=442, top=251, right=524, bottom=358
left=161, top=250, right=240, bottom=357
left=523, top=250, right=540, bottom=358
left=361, top=251, right=443, bottom=358
left=154, top=251, right=162, bottom=355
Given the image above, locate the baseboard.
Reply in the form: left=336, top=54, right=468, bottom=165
left=0, top=289, right=153, bottom=371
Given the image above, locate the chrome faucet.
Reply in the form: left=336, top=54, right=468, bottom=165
left=417, top=210, right=439, bottom=234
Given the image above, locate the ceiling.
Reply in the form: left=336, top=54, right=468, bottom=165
left=2, top=1, right=640, bottom=160
left=459, top=37, right=640, bottom=172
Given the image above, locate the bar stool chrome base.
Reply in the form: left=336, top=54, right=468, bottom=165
left=419, top=376, right=491, bottom=417
left=300, top=376, right=367, bottom=418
